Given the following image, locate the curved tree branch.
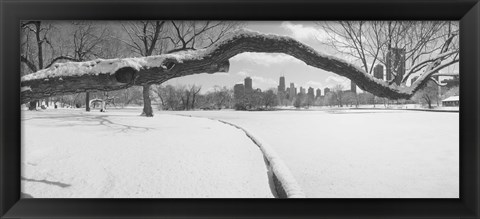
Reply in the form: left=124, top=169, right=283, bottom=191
left=20, top=55, right=37, bottom=72
left=20, top=30, right=457, bottom=104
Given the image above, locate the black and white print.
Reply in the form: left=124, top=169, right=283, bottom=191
left=21, top=21, right=459, bottom=198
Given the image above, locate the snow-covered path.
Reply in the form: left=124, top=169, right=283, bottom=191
left=22, top=109, right=275, bottom=198
left=168, top=109, right=459, bottom=198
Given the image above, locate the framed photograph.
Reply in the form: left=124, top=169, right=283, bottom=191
left=1, top=0, right=479, bottom=218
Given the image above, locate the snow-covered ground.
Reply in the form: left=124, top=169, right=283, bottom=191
left=21, top=108, right=275, bottom=198
left=168, top=109, right=459, bottom=198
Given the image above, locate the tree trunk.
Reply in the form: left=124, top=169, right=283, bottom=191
left=28, top=101, right=37, bottom=110
left=191, top=95, right=196, bottom=110
left=141, top=84, right=153, bottom=117
left=85, top=92, right=91, bottom=111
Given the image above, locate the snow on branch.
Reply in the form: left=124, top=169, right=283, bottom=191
left=402, top=49, right=458, bottom=83
left=20, top=29, right=457, bottom=103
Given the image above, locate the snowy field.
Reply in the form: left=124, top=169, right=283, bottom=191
left=168, top=109, right=459, bottom=198
left=21, top=108, right=275, bottom=198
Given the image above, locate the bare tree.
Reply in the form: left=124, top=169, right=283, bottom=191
left=262, top=89, right=278, bottom=108
left=413, top=80, right=441, bottom=109
left=68, top=21, right=109, bottom=111
left=331, top=85, right=345, bottom=107
left=121, top=21, right=167, bottom=116
left=188, top=85, right=202, bottom=110
left=343, top=91, right=358, bottom=107
left=208, top=86, right=233, bottom=109
left=317, top=21, right=459, bottom=86
left=166, top=21, right=242, bottom=53
left=21, top=21, right=82, bottom=109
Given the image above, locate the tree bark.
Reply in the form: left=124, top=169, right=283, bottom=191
left=141, top=84, right=153, bottom=117
left=20, top=30, right=457, bottom=104
left=85, top=92, right=91, bottom=111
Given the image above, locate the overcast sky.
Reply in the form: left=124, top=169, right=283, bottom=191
left=164, top=21, right=458, bottom=94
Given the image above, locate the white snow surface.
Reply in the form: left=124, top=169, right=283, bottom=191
left=169, top=109, right=459, bottom=198
left=216, top=119, right=305, bottom=198
left=22, top=109, right=274, bottom=198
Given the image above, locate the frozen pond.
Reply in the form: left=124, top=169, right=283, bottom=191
left=168, top=109, right=459, bottom=198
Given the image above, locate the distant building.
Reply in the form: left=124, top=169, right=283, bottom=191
left=324, top=87, right=330, bottom=95
left=244, top=77, right=253, bottom=91
left=315, top=88, right=321, bottom=98
left=278, top=76, right=286, bottom=93
left=307, top=87, right=315, bottom=99
left=350, top=81, right=357, bottom=93
left=373, top=64, right=384, bottom=80
left=386, top=48, right=406, bottom=85
left=300, top=87, right=306, bottom=94
left=233, top=84, right=244, bottom=100
left=289, top=83, right=296, bottom=99
left=442, top=96, right=459, bottom=106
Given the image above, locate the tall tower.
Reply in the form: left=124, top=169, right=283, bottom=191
left=289, top=83, right=296, bottom=99
left=300, top=87, right=306, bottom=94
left=278, top=76, right=286, bottom=93
left=324, top=87, right=330, bottom=95
left=244, top=77, right=253, bottom=91
left=316, top=88, right=321, bottom=98
left=350, top=81, right=357, bottom=93
left=307, top=87, right=315, bottom=99
left=386, top=48, right=406, bottom=85
left=373, top=64, right=384, bottom=80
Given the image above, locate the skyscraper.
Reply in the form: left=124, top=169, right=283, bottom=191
left=316, top=88, right=321, bottom=98
left=300, top=87, right=306, bottom=94
left=386, top=48, right=406, bottom=85
left=278, top=76, right=286, bottom=93
left=244, top=77, right=253, bottom=91
left=324, top=87, right=330, bottom=95
left=307, top=87, right=315, bottom=99
left=373, top=64, right=384, bottom=80
left=350, top=81, right=357, bottom=93
left=289, top=83, right=296, bottom=99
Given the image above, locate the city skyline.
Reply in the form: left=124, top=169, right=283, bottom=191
left=163, top=21, right=458, bottom=94
left=234, top=75, right=344, bottom=100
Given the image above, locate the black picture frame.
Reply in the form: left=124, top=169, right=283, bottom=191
left=1, top=0, right=479, bottom=218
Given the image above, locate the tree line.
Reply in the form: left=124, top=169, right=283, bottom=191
left=154, top=85, right=233, bottom=110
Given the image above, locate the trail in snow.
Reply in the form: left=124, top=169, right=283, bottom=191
left=167, top=109, right=459, bottom=198
left=177, top=114, right=304, bottom=198
left=22, top=109, right=274, bottom=198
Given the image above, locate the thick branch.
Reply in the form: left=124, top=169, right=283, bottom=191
left=21, top=30, right=457, bottom=103
left=21, top=55, right=37, bottom=72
